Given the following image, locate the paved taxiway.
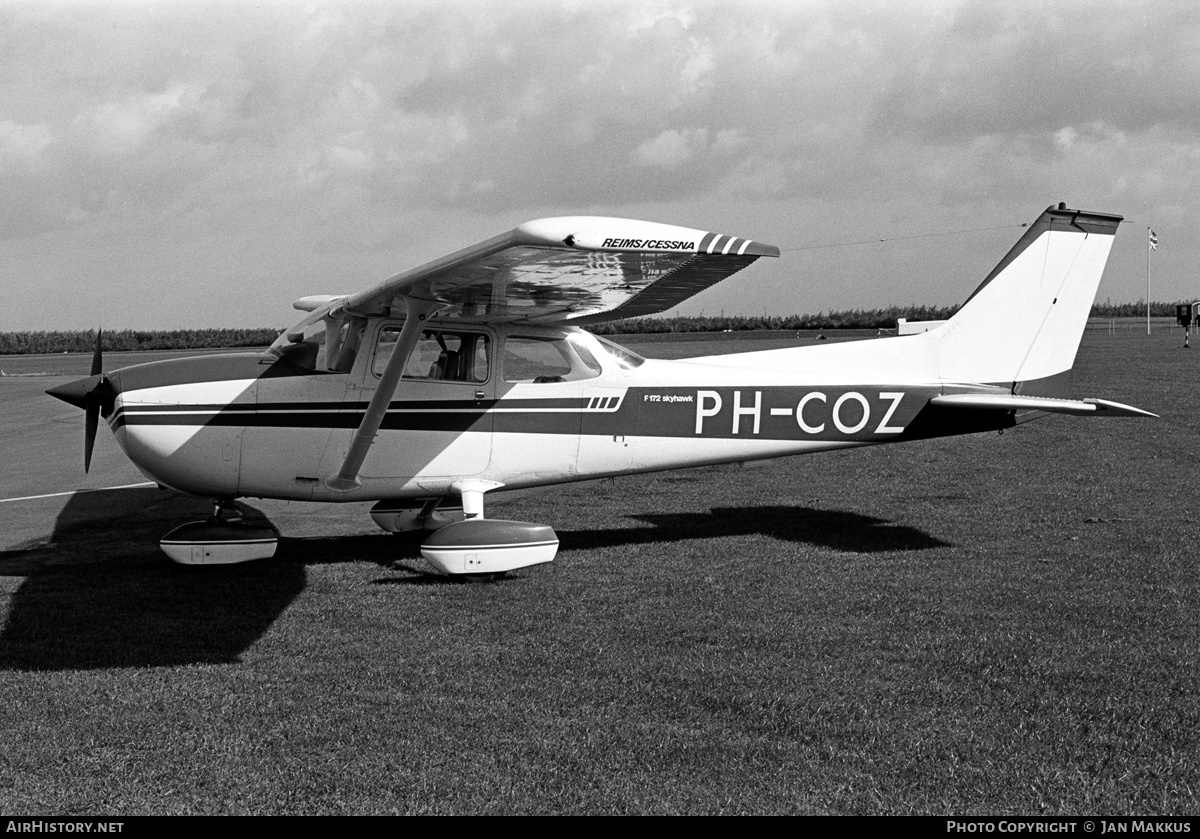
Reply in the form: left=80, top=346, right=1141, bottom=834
left=0, top=350, right=382, bottom=555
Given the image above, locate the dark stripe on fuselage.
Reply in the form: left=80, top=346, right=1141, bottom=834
left=113, top=397, right=570, bottom=433
left=115, top=409, right=494, bottom=432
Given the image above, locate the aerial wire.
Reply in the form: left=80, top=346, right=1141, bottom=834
left=781, top=221, right=1030, bottom=253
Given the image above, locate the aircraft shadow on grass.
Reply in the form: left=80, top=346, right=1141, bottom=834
left=0, top=492, right=947, bottom=670
left=313, top=504, right=952, bottom=588
left=0, top=488, right=305, bottom=672
left=565, top=505, right=951, bottom=554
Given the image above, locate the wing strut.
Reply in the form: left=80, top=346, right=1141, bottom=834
left=326, top=297, right=445, bottom=491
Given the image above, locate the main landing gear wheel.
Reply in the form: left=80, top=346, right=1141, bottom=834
left=421, top=519, right=558, bottom=577
left=463, top=571, right=509, bottom=584
left=417, top=481, right=558, bottom=578
left=159, top=500, right=279, bottom=566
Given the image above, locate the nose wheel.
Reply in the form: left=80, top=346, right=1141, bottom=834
left=159, top=499, right=278, bottom=566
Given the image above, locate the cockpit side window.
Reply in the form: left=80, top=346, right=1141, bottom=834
left=372, top=326, right=490, bottom=383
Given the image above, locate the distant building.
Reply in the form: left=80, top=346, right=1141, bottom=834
left=897, top=317, right=948, bottom=335
left=1175, top=302, right=1200, bottom=328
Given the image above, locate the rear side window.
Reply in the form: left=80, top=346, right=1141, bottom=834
left=503, top=336, right=602, bottom=383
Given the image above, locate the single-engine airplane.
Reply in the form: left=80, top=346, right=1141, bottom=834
left=48, top=203, right=1154, bottom=575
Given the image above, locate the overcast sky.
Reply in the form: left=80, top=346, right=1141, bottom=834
left=3, top=0, right=1198, bottom=331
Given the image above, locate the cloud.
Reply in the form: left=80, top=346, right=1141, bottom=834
left=871, top=2, right=1200, bottom=143
left=0, top=119, right=55, bottom=165
left=633, top=128, right=709, bottom=168
left=632, top=126, right=749, bottom=170
left=4, top=1, right=1200, bottom=328
left=74, top=83, right=208, bottom=157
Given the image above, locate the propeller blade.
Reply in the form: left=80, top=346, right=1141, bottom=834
left=45, top=328, right=112, bottom=472
left=84, top=400, right=99, bottom=473
left=90, top=329, right=103, bottom=376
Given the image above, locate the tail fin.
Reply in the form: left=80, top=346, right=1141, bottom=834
left=934, top=204, right=1122, bottom=395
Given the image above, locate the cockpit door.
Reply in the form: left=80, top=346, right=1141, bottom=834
left=348, top=321, right=495, bottom=481
left=242, top=314, right=360, bottom=501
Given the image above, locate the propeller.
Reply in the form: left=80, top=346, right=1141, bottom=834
left=45, top=330, right=116, bottom=472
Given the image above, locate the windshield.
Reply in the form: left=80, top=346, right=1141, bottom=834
left=269, top=308, right=367, bottom=373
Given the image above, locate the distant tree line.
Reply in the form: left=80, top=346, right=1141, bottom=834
left=589, top=305, right=962, bottom=334
left=1090, top=300, right=1183, bottom=319
left=0, top=328, right=280, bottom=355
left=0, top=302, right=1185, bottom=354
left=591, top=301, right=1183, bottom=335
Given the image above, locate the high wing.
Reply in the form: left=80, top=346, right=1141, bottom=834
left=326, top=217, right=779, bottom=325
left=318, top=216, right=778, bottom=491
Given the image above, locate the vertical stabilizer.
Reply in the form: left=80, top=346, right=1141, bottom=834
left=933, top=205, right=1122, bottom=394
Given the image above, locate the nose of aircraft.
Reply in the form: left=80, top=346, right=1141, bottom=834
left=46, top=373, right=110, bottom=410
left=46, top=373, right=119, bottom=472
left=44, top=330, right=118, bottom=472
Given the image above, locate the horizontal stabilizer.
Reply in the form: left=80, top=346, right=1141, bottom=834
left=931, top=393, right=1157, bottom=418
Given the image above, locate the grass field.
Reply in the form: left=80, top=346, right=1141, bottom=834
left=0, top=329, right=1197, bottom=814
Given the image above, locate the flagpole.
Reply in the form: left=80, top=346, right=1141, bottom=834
left=1147, top=226, right=1151, bottom=336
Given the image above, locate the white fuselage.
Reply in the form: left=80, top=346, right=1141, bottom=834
left=106, top=323, right=966, bottom=504
left=87, top=204, right=1134, bottom=509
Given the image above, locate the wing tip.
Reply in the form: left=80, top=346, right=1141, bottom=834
left=293, top=294, right=348, bottom=312
left=695, top=231, right=779, bottom=258
left=745, top=240, right=781, bottom=258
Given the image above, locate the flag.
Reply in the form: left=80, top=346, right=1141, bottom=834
left=1149, top=229, right=1158, bottom=250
